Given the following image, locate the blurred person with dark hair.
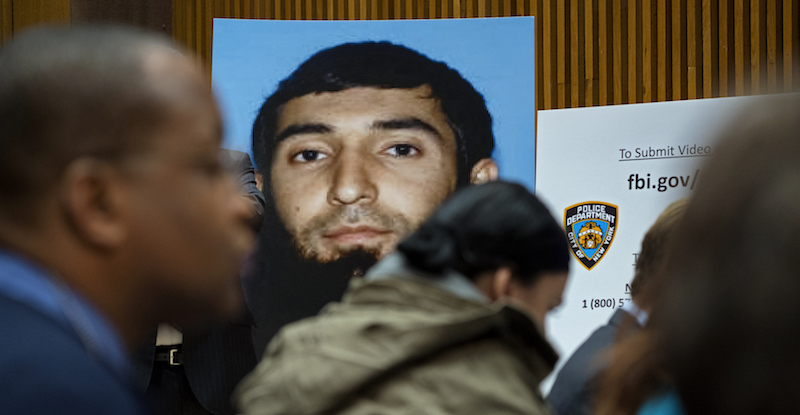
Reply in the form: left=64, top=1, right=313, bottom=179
left=0, top=26, right=256, bottom=414
left=596, top=94, right=800, bottom=415
left=235, top=181, right=569, bottom=415
left=248, top=41, right=498, bottom=353
left=548, top=198, right=688, bottom=415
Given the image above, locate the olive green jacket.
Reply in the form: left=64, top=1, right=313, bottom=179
left=235, top=275, right=559, bottom=415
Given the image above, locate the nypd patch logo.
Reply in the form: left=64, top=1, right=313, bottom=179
left=564, top=202, right=618, bottom=270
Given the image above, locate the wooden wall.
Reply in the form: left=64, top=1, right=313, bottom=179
left=0, top=0, right=71, bottom=45
left=1, top=1, right=798, bottom=110
left=173, top=0, right=800, bottom=110
left=0, top=0, right=12, bottom=44
left=536, top=0, right=800, bottom=108
left=0, top=0, right=169, bottom=44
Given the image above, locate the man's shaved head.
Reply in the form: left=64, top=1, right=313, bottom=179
left=0, top=26, right=200, bottom=223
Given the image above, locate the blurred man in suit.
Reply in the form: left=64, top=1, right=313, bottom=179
left=0, top=26, right=255, bottom=414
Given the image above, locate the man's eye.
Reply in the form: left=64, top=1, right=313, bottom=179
left=385, top=144, right=420, bottom=158
left=292, top=150, right=328, bottom=162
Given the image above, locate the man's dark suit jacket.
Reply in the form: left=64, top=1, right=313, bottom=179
left=1, top=294, right=149, bottom=415
left=547, top=308, right=643, bottom=415
left=132, top=149, right=265, bottom=415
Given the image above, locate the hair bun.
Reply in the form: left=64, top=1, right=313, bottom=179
left=397, top=223, right=457, bottom=275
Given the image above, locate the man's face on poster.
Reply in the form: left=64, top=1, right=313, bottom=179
left=269, top=85, right=459, bottom=263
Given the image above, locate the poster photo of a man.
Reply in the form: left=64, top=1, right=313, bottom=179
left=211, top=17, right=536, bottom=353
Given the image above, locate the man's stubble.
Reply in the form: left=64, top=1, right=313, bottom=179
left=293, top=205, right=416, bottom=263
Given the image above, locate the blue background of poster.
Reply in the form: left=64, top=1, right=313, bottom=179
left=211, top=17, right=536, bottom=189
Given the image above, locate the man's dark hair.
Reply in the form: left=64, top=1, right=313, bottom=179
left=252, top=41, right=495, bottom=187
left=398, top=181, right=570, bottom=282
left=0, top=25, right=177, bottom=223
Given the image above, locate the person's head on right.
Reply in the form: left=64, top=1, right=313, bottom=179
left=654, top=94, right=800, bottom=415
left=0, top=25, right=256, bottom=343
left=397, top=180, right=570, bottom=329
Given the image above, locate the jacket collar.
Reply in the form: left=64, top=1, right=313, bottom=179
left=365, top=252, right=489, bottom=304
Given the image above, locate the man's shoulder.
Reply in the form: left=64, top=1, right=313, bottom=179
left=0, top=295, right=148, bottom=415
left=546, top=311, right=625, bottom=415
left=333, top=335, right=553, bottom=415
left=574, top=316, right=622, bottom=357
left=0, top=292, right=76, bottom=352
left=241, top=295, right=550, bottom=415
left=219, top=148, right=252, bottom=168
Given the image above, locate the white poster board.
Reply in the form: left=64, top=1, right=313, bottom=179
left=535, top=94, right=792, bottom=391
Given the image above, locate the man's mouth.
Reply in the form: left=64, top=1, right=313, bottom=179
left=323, top=225, right=393, bottom=245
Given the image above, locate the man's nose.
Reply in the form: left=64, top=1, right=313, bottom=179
left=327, top=150, right=377, bottom=206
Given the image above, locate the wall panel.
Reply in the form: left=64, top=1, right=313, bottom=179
left=13, top=0, right=70, bottom=32
left=1, top=0, right=12, bottom=44
left=70, top=0, right=171, bottom=33
left=1, top=0, right=795, bottom=109
left=171, top=0, right=799, bottom=110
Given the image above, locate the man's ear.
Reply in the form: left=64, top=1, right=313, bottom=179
left=254, top=172, right=264, bottom=192
left=60, top=158, right=127, bottom=249
left=469, top=158, right=498, bottom=184
left=490, top=266, right=514, bottom=301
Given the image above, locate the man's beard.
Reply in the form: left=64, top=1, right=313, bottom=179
left=293, top=205, right=415, bottom=263
left=246, top=211, right=381, bottom=355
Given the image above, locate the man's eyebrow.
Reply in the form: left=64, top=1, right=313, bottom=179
left=372, top=118, right=444, bottom=141
left=275, top=123, right=331, bottom=142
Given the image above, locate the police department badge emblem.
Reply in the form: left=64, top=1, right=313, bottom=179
left=564, top=202, right=618, bottom=270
